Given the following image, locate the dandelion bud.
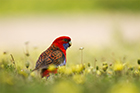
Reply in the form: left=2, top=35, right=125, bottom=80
left=25, top=61, right=30, bottom=69
left=96, top=66, right=99, bottom=70
left=3, top=51, right=7, bottom=55
left=110, top=63, right=112, bottom=66
left=25, top=53, right=30, bottom=57
left=87, top=63, right=90, bottom=67
left=137, top=59, right=140, bottom=65
left=129, top=66, right=134, bottom=71
left=102, top=65, right=108, bottom=72
left=79, top=47, right=84, bottom=50
left=103, top=62, right=107, bottom=66
left=102, top=62, right=108, bottom=71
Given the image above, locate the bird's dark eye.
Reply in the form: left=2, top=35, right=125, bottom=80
left=63, top=39, right=68, bottom=42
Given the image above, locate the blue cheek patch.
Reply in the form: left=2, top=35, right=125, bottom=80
left=63, top=43, right=69, bottom=50
left=58, top=43, right=69, bottom=66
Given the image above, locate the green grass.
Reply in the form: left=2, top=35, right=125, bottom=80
left=0, top=0, right=140, bottom=16
left=1, top=31, right=140, bottom=93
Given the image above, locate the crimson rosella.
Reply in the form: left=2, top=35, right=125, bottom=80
left=32, top=36, right=72, bottom=78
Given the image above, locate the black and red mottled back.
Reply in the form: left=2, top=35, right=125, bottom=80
left=35, top=45, right=58, bottom=68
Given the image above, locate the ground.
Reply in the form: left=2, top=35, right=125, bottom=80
left=0, top=13, right=140, bottom=50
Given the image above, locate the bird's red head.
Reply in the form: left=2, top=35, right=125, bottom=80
left=52, top=36, right=72, bottom=51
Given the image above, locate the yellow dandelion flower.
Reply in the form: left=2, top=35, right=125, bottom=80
left=72, top=65, right=76, bottom=73
left=48, top=64, right=56, bottom=71
left=30, top=72, right=35, bottom=77
left=18, top=70, right=28, bottom=78
left=84, top=66, right=93, bottom=74
left=64, top=67, right=73, bottom=75
left=138, top=65, right=140, bottom=71
left=96, top=70, right=101, bottom=76
left=113, top=61, right=123, bottom=71
left=85, top=68, right=91, bottom=74
left=75, top=64, right=85, bottom=73
left=134, top=70, right=140, bottom=76
left=57, top=66, right=66, bottom=73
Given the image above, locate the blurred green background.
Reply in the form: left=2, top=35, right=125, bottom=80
left=1, top=1, right=140, bottom=93
left=0, top=0, right=140, bottom=16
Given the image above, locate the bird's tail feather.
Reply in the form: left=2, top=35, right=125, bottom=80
left=32, top=68, right=38, bottom=72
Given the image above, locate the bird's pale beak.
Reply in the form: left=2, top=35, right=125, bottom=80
left=69, top=41, right=72, bottom=47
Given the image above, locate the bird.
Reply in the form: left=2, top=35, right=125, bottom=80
left=32, top=36, right=72, bottom=78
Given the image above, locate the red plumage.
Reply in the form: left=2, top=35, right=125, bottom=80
left=32, top=36, right=71, bottom=78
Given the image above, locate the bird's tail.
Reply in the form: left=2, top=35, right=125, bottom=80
left=41, top=68, right=58, bottom=78
left=32, top=68, right=38, bottom=72
left=41, top=69, right=50, bottom=78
